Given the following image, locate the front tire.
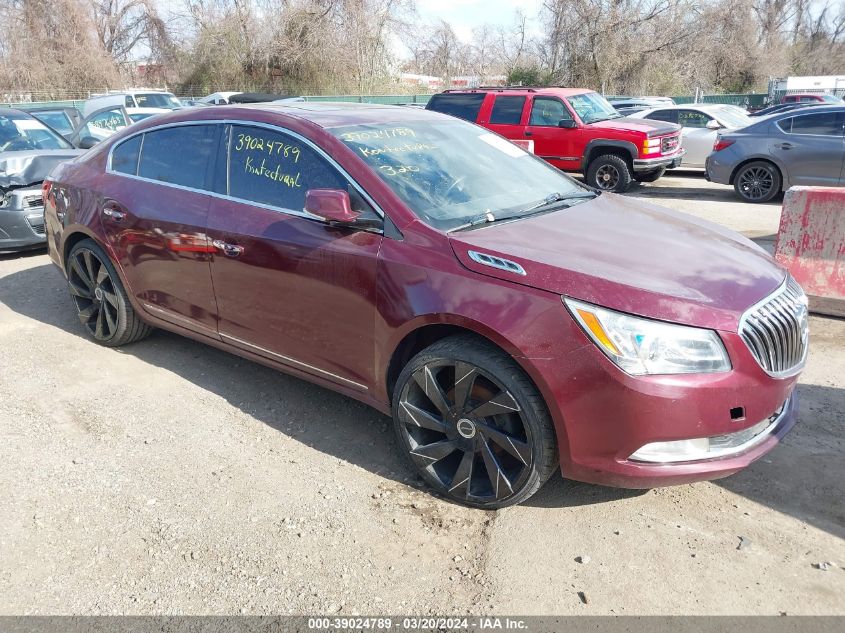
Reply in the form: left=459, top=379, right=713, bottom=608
left=586, top=154, right=633, bottom=192
left=66, top=239, right=152, bottom=346
left=733, top=160, right=781, bottom=203
left=392, top=335, right=558, bottom=509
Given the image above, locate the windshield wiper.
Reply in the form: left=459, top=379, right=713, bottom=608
left=450, top=192, right=597, bottom=232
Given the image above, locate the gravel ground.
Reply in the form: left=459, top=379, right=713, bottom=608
left=1, top=176, right=843, bottom=615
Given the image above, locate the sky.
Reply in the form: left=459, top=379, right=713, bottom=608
left=413, top=0, right=544, bottom=43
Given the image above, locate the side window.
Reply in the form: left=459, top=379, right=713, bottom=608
left=124, top=96, right=134, bottom=108
left=678, top=110, right=711, bottom=128
left=138, top=124, right=217, bottom=189
left=426, top=93, right=486, bottom=122
left=528, top=97, right=572, bottom=126
left=228, top=125, right=354, bottom=213
left=785, top=112, right=843, bottom=136
left=111, top=135, right=142, bottom=175
left=489, top=96, right=526, bottom=125
left=646, top=109, right=679, bottom=124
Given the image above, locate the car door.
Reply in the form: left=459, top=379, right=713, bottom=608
left=69, top=106, right=132, bottom=148
left=524, top=96, right=580, bottom=170
left=206, top=123, right=382, bottom=391
left=771, top=111, right=845, bottom=186
left=485, top=95, right=528, bottom=143
left=99, top=123, right=221, bottom=338
left=676, top=109, right=717, bottom=168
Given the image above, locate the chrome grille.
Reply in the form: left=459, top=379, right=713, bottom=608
left=25, top=195, right=44, bottom=208
left=661, top=134, right=680, bottom=153
left=739, top=277, right=809, bottom=377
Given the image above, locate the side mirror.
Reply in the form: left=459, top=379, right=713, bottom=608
left=304, top=189, right=360, bottom=224
left=558, top=119, right=577, bottom=129
left=78, top=136, right=99, bottom=149
left=705, top=119, right=722, bottom=130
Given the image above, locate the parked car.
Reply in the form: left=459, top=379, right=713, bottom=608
left=43, top=103, right=806, bottom=508
left=82, top=90, right=181, bottom=123
left=633, top=104, right=754, bottom=168
left=607, top=97, right=676, bottom=115
left=0, top=108, right=83, bottom=252
left=426, top=87, right=684, bottom=192
left=199, top=92, right=243, bottom=105
left=706, top=105, right=845, bottom=202
left=27, top=106, right=82, bottom=138
left=781, top=92, right=843, bottom=104
left=749, top=101, right=826, bottom=118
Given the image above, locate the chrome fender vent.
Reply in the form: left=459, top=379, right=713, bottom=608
left=467, top=250, right=526, bottom=276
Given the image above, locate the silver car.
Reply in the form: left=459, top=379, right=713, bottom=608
left=706, top=105, right=845, bottom=203
left=0, top=108, right=83, bottom=252
left=633, top=104, right=754, bottom=168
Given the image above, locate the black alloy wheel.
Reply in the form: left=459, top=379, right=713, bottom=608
left=66, top=239, right=152, bottom=346
left=734, top=161, right=781, bottom=203
left=393, top=336, right=557, bottom=509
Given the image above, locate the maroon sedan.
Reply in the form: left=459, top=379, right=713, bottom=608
left=43, top=103, right=809, bottom=508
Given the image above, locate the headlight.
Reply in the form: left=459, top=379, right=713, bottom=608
left=563, top=298, right=731, bottom=375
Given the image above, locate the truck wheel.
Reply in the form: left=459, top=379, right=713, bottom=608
left=392, top=335, right=558, bottom=509
left=733, top=161, right=781, bottom=203
left=633, top=167, right=666, bottom=183
left=586, top=154, right=633, bottom=192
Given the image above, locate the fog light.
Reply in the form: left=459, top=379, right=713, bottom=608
left=629, top=438, right=710, bottom=463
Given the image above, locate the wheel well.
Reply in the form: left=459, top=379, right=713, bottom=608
left=584, top=146, right=633, bottom=171
left=729, top=158, right=783, bottom=187
left=386, top=324, right=494, bottom=400
left=62, top=231, right=93, bottom=266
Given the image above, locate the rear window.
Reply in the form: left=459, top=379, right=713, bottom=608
left=425, top=93, right=486, bottom=122
left=138, top=124, right=217, bottom=189
left=489, top=96, right=526, bottom=125
left=778, top=112, right=844, bottom=136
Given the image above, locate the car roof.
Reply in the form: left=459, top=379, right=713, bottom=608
left=0, top=107, right=34, bottom=117
left=769, top=104, right=845, bottom=117
left=123, top=101, right=456, bottom=131
left=437, top=87, right=593, bottom=98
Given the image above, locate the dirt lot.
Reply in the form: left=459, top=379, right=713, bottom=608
left=1, top=173, right=843, bottom=615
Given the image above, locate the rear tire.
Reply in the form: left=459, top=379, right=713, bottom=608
left=733, top=160, right=781, bottom=203
left=633, top=167, right=666, bottom=183
left=66, top=239, right=152, bottom=347
left=392, top=335, right=558, bottom=509
left=586, top=154, right=633, bottom=193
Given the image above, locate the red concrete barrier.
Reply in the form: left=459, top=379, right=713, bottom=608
left=775, top=186, right=845, bottom=317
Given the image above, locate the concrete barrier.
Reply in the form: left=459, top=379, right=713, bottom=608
left=774, top=186, right=845, bottom=317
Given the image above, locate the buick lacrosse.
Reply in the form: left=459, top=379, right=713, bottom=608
left=44, top=103, right=807, bottom=508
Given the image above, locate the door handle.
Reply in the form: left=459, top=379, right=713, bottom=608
left=102, top=202, right=126, bottom=221
left=212, top=239, right=244, bottom=257
left=776, top=142, right=793, bottom=150
left=524, top=131, right=533, bottom=137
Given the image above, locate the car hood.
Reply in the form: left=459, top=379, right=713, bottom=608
left=448, top=194, right=785, bottom=332
left=0, top=149, right=84, bottom=189
left=589, top=117, right=678, bottom=137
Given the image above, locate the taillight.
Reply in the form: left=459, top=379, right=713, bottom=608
left=713, top=138, right=735, bottom=152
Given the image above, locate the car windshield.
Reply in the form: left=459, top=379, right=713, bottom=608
left=568, top=92, right=621, bottom=123
left=0, top=111, right=73, bottom=152
left=332, top=119, right=589, bottom=231
left=134, top=93, right=181, bottom=109
left=714, top=107, right=753, bottom=128
left=822, top=94, right=843, bottom=103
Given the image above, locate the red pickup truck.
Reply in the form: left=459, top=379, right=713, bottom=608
left=426, top=87, right=684, bottom=192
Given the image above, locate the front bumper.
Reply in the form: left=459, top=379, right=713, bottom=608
left=0, top=186, right=46, bottom=252
left=633, top=150, right=685, bottom=172
left=528, top=323, right=798, bottom=489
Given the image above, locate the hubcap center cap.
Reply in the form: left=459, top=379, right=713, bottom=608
left=456, top=418, right=476, bottom=439
left=94, top=287, right=104, bottom=301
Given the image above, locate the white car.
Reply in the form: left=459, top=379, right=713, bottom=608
left=199, top=91, right=242, bottom=105
left=632, top=104, right=754, bottom=168
left=82, top=90, right=181, bottom=122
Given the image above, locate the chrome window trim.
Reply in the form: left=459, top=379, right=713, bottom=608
left=105, top=118, right=385, bottom=222
left=737, top=277, right=809, bottom=379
